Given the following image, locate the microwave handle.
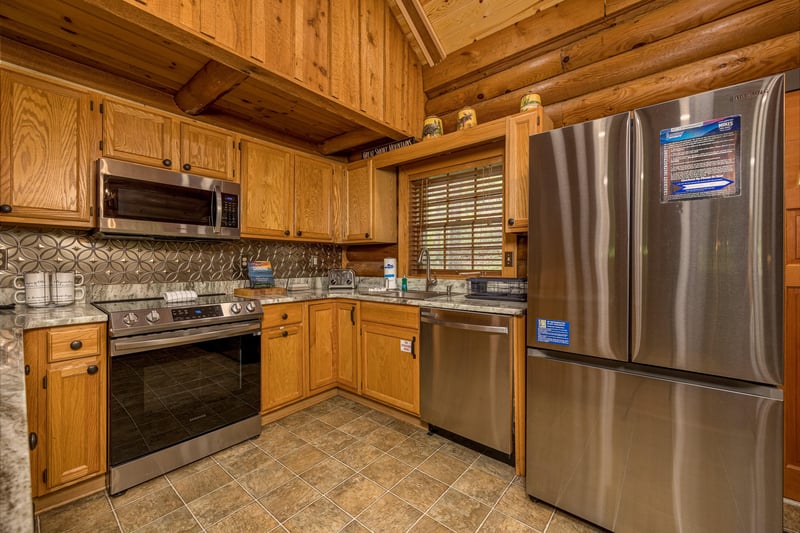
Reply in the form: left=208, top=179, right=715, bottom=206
left=213, top=185, right=222, bottom=234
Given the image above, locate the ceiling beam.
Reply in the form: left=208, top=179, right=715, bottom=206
left=387, top=0, right=446, bottom=66
left=318, top=128, right=386, bottom=155
left=174, top=60, right=249, bottom=115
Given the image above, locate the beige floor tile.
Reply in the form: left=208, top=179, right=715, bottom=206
left=291, top=418, right=336, bottom=441
left=339, top=520, right=372, bottom=532
left=252, top=423, right=308, bottom=457
left=282, top=497, right=352, bottom=533
left=259, top=477, right=321, bottom=522
left=357, top=493, right=422, bottom=533
left=212, top=440, right=255, bottom=462
left=341, top=401, right=372, bottom=416
left=391, top=470, right=448, bottom=512
left=317, top=407, right=361, bottom=428
left=108, top=477, right=169, bottom=508
left=39, top=492, right=118, bottom=533
left=452, top=467, right=510, bottom=507
left=327, top=474, right=386, bottom=516
left=216, top=446, right=273, bottom=478
left=237, top=459, right=296, bottom=499
left=478, top=510, right=535, bottom=532
left=786, top=499, right=800, bottom=533
left=300, top=457, right=356, bottom=493
left=276, top=411, right=316, bottom=431
left=438, top=440, right=481, bottom=464
left=409, top=515, right=452, bottom=533
left=388, top=435, right=441, bottom=467
left=472, top=455, right=515, bottom=483
left=360, top=454, right=413, bottom=488
left=418, top=451, right=470, bottom=485
left=205, top=502, right=279, bottom=533
left=171, top=463, right=234, bottom=503
left=279, top=444, right=328, bottom=474
left=304, top=400, right=338, bottom=417
left=338, top=416, right=383, bottom=438
left=133, top=506, right=201, bottom=533
left=312, top=429, right=356, bottom=454
left=115, top=486, right=184, bottom=532
left=186, top=481, right=254, bottom=528
left=363, top=426, right=408, bottom=451
left=365, top=410, right=396, bottom=425
left=334, top=441, right=386, bottom=470
left=386, top=418, right=424, bottom=436
left=546, top=510, right=606, bottom=533
left=494, top=482, right=553, bottom=531
left=165, top=457, right=216, bottom=483
left=427, top=488, right=491, bottom=533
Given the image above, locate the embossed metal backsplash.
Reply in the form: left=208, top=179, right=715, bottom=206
left=0, top=226, right=340, bottom=287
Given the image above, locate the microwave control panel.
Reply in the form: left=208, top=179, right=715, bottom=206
left=221, top=194, right=239, bottom=228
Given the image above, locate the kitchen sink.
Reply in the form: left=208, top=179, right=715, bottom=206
left=359, top=289, right=442, bottom=300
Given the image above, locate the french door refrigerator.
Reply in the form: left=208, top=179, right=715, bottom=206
left=526, top=74, right=784, bottom=532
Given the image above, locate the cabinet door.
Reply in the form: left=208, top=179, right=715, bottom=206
left=102, top=98, right=175, bottom=169
left=343, top=160, right=374, bottom=241
left=179, top=121, right=237, bottom=181
left=0, top=70, right=96, bottom=227
left=504, top=108, right=548, bottom=234
left=307, top=302, right=337, bottom=393
left=240, top=140, right=294, bottom=239
left=361, top=321, right=419, bottom=415
left=336, top=302, right=359, bottom=393
left=262, top=325, right=305, bottom=412
left=45, top=356, right=105, bottom=490
left=294, top=154, right=334, bottom=241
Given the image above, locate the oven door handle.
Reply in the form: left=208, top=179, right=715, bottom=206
left=110, top=321, right=261, bottom=356
left=420, top=316, right=508, bottom=334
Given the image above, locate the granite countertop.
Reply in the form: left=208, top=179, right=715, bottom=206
left=0, top=304, right=107, bottom=533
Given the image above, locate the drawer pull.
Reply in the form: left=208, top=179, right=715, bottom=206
left=350, top=306, right=355, bottom=325
left=87, top=365, right=99, bottom=375
left=281, top=313, right=288, bottom=320
left=410, top=336, right=416, bottom=359
left=281, top=330, right=288, bottom=337
left=70, top=340, right=83, bottom=351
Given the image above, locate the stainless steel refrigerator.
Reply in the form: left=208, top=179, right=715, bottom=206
left=526, top=75, right=784, bottom=532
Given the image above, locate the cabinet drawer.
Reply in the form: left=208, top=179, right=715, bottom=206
left=361, top=302, right=419, bottom=330
left=262, top=302, right=304, bottom=327
left=47, top=323, right=104, bottom=362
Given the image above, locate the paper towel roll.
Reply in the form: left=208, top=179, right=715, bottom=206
left=384, top=258, right=397, bottom=289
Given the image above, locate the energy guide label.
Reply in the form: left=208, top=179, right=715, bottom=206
left=660, top=115, right=741, bottom=202
left=536, top=319, right=570, bottom=346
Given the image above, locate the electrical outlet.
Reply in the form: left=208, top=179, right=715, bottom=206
left=504, top=251, right=513, bottom=267
left=0, top=248, right=7, bottom=271
left=311, top=256, right=318, bottom=267
left=240, top=256, right=248, bottom=268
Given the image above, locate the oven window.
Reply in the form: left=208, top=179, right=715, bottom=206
left=109, top=333, right=260, bottom=466
left=103, top=176, right=214, bottom=226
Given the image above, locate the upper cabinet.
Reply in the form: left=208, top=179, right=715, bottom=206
left=102, top=98, right=238, bottom=181
left=504, top=108, right=553, bottom=234
left=241, top=138, right=337, bottom=242
left=341, top=159, right=397, bottom=244
left=0, top=69, right=99, bottom=228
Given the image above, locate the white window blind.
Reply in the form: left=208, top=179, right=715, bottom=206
left=408, top=157, right=504, bottom=274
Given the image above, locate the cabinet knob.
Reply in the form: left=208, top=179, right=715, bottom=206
left=365, top=232, right=370, bottom=238
left=24, top=364, right=30, bottom=376
left=281, top=330, right=288, bottom=337
left=0, top=204, right=12, bottom=213
left=162, top=159, right=172, bottom=167
left=281, top=313, right=288, bottom=320
left=296, top=230, right=302, bottom=237
left=284, top=230, right=290, bottom=236
left=69, top=340, right=83, bottom=350
left=507, top=218, right=515, bottom=226
left=87, top=365, right=99, bottom=375
left=183, top=163, right=192, bottom=171
left=29, top=432, right=37, bottom=451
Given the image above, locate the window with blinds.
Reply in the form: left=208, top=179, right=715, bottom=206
left=408, top=157, right=504, bottom=275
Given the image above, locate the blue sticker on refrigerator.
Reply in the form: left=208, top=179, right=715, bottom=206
left=536, top=318, right=570, bottom=345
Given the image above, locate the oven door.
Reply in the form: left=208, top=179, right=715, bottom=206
left=108, top=320, right=261, bottom=468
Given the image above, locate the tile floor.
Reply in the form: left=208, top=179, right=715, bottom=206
left=36, top=395, right=605, bottom=533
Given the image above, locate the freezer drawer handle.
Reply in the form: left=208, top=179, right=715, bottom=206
left=421, top=316, right=508, bottom=334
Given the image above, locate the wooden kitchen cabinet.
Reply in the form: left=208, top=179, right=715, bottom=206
left=261, top=303, right=306, bottom=412
left=294, top=154, right=335, bottom=241
left=336, top=301, right=359, bottom=393
left=360, top=302, right=419, bottom=415
left=102, top=98, right=237, bottom=181
left=504, top=108, right=553, bottom=234
left=0, top=69, right=98, bottom=228
left=341, top=159, right=397, bottom=244
left=307, top=302, right=337, bottom=393
left=23, top=322, right=107, bottom=497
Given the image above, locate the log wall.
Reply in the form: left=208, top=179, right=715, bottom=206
left=424, top=0, right=800, bottom=131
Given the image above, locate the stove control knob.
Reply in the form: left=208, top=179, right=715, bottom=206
left=145, top=310, right=161, bottom=324
left=245, top=302, right=257, bottom=313
left=122, top=312, right=139, bottom=326
left=230, top=303, right=242, bottom=314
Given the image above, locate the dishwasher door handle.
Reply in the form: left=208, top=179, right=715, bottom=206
left=420, top=316, right=508, bottom=334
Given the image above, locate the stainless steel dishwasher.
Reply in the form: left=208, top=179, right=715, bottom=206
left=420, top=307, right=513, bottom=456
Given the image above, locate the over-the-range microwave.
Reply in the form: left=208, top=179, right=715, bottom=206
left=96, top=158, right=240, bottom=240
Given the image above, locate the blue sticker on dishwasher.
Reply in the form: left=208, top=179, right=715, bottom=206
left=536, top=318, right=570, bottom=346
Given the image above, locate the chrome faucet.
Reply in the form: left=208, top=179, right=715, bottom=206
left=416, top=248, right=438, bottom=291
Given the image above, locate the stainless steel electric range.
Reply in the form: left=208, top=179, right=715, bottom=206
left=93, top=294, right=263, bottom=495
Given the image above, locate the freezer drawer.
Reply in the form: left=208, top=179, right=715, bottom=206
left=526, top=351, right=783, bottom=533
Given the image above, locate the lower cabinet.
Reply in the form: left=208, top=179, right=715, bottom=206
left=23, top=322, right=107, bottom=497
left=307, top=300, right=360, bottom=394
left=261, top=303, right=306, bottom=413
left=335, top=301, right=359, bottom=393
left=360, top=302, right=420, bottom=415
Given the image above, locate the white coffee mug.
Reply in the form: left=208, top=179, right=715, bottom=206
left=51, top=272, right=85, bottom=306
left=13, top=272, right=51, bottom=307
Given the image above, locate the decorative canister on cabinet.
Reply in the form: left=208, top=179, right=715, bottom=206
left=457, top=107, right=477, bottom=130
left=520, top=92, right=542, bottom=112
left=422, top=115, right=443, bottom=140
